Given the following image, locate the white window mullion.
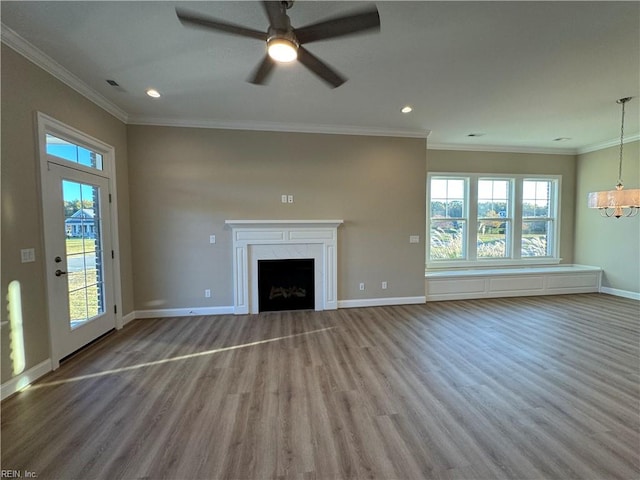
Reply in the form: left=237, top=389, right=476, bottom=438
left=512, top=178, right=523, bottom=260
left=467, top=177, right=478, bottom=261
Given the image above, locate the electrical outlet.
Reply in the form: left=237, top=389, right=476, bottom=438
left=209, top=235, right=216, bottom=244
left=205, top=289, right=211, bottom=298
left=359, top=283, right=365, bottom=291
left=382, top=281, right=388, bottom=289
left=281, top=194, right=288, bottom=203
left=409, top=235, right=420, bottom=244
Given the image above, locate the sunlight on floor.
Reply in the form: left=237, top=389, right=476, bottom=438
left=30, top=326, right=336, bottom=389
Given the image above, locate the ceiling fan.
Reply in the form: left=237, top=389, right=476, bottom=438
left=175, top=1, right=380, bottom=88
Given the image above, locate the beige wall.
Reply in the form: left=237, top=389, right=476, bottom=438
left=127, top=125, right=427, bottom=310
left=1, top=45, right=133, bottom=383
left=575, top=141, right=640, bottom=293
left=426, top=149, right=577, bottom=264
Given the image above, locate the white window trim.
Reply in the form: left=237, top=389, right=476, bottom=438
left=427, top=173, right=561, bottom=269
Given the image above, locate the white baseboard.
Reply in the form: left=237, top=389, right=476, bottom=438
left=338, top=296, right=426, bottom=309
left=600, top=286, right=640, bottom=301
left=134, top=306, right=235, bottom=319
left=1, top=359, right=52, bottom=401
left=122, top=311, right=136, bottom=325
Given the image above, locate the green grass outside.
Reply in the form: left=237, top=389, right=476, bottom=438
left=66, top=238, right=101, bottom=323
left=66, top=238, right=96, bottom=255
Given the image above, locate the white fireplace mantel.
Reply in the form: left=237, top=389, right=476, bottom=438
left=225, top=220, right=344, bottom=314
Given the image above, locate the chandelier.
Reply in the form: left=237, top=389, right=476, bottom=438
left=587, top=97, right=639, bottom=218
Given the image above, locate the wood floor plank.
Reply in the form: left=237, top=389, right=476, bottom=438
left=1, top=293, right=638, bottom=479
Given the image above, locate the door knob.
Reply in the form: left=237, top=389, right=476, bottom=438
left=55, top=269, right=67, bottom=277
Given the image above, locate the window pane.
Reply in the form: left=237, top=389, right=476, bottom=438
left=430, top=179, right=465, bottom=217
left=430, top=221, right=465, bottom=259
left=477, top=220, right=508, bottom=258
left=522, top=221, right=550, bottom=257
left=523, top=180, right=550, bottom=217
left=46, top=134, right=103, bottom=171
left=478, top=179, right=509, bottom=218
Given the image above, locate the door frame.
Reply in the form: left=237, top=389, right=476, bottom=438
left=36, top=112, right=124, bottom=368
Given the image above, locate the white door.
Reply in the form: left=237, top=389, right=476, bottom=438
left=43, top=162, right=116, bottom=363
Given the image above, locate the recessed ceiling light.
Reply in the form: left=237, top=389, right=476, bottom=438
left=146, top=88, right=161, bottom=98
left=401, top=105, right=413, bottom=113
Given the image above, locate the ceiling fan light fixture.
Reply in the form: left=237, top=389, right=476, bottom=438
left=267, top=37, right=298, bottom=63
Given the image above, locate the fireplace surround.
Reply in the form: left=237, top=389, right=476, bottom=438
left=225, top=220, right=343, bottom=314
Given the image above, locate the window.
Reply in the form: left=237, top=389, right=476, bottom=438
left=427, top=174, right=560, bottom=267
left=429, top=178, right=467, bottom=260
left=477, top=179, right=511, bottom=258
left=522, top=179, right=555, bottom=257
left=46, top=134, right=104, bottom=170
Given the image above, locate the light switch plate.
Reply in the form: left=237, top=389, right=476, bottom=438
left=21, top=248, right=35, bottom=263
left=409, top=235, right=420, bottom=244
left=209, top=235, right=216, bottom=244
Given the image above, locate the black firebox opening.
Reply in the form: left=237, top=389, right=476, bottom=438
left=258, top=259, right=315, bottom=312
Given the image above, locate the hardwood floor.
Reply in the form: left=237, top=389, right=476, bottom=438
left=2, top=293, right=639, bottom=479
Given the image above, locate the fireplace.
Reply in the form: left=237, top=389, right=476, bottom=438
left=225, top=220, right=343, bottom=314
left=258, top=259, right=315, bottom=312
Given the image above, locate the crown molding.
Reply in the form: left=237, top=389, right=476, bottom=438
left=576, top=133, right=640, bottom=155
left=427, top=142, right=577, bottom=155
left=1, top=23, right=129, bottom=123
left=127, top=115, right=430, bottom=139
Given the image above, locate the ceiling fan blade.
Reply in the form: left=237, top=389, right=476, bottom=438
left=176, top=8, right=267, bottom=40
left=295, top=5, right=380, bottom=44
left=261, top=1, right=289, bottom=31
left=248, top=55, right=277, bottom=85
left=297, top=46, right=346, bottom=88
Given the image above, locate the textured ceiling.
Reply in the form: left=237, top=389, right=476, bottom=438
left=2, top=1, right=639, bottom=152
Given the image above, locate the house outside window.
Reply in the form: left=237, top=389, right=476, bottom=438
left=427, top=173, right=561, bottom=268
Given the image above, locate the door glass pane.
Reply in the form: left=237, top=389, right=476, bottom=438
left=47, top=134, right=103, bottom=170
left=63, top=180, right=105, bottom=329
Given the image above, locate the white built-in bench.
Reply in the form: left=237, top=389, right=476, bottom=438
left=425, top=264, right=601, bottom=301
